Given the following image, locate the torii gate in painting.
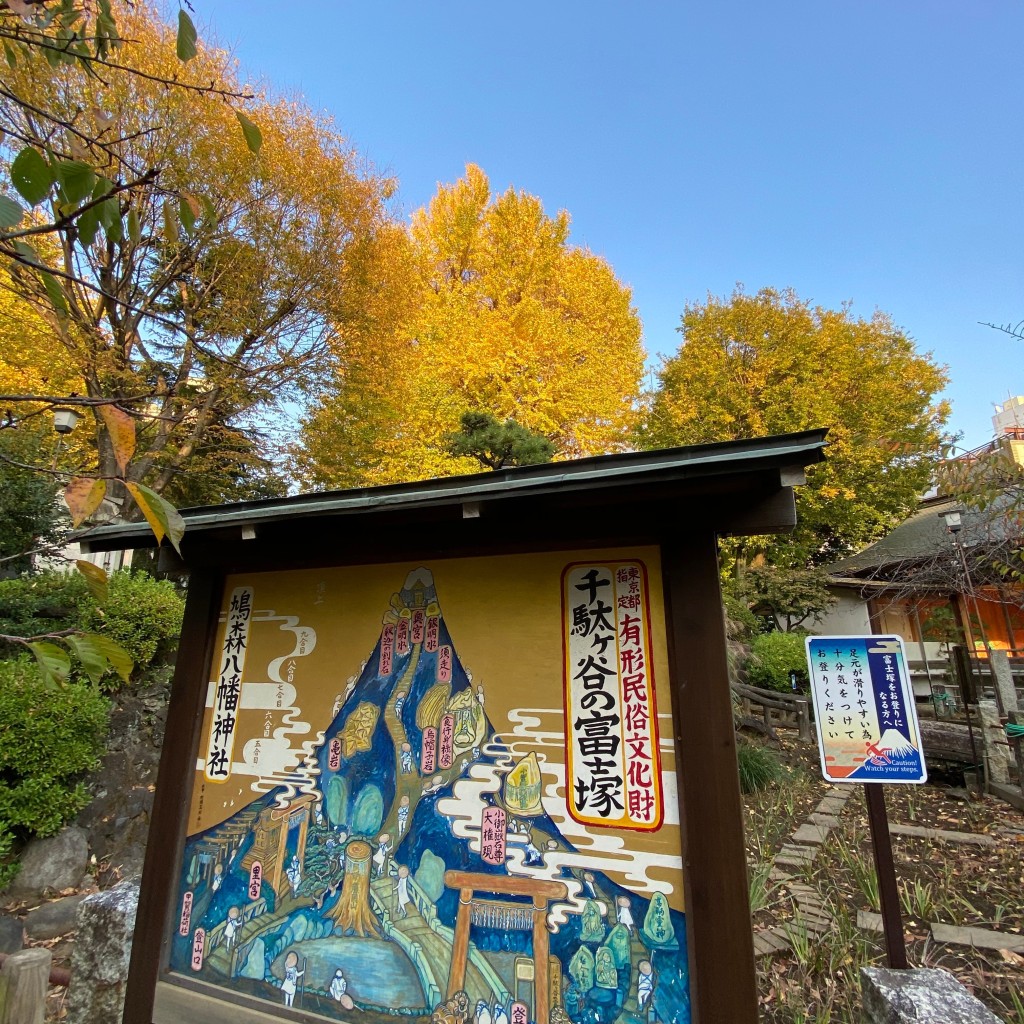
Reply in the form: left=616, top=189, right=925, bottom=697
left=445, top=870, right=569, bottom=1024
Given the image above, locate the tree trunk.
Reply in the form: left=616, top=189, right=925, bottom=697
left=327, top=840, right=383, bottom=938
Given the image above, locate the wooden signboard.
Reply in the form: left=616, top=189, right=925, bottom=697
left=91, top=431, right=826, bottom=1024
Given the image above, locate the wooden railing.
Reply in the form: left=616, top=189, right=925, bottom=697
left=733, top=683, right=811, bottom=742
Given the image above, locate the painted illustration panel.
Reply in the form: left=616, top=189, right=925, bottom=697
left=167, top=549, right=689, bottom=1024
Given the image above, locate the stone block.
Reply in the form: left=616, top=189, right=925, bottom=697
left=809, top=813, right=841, bottom=827
left=23, top=894, right=90, bottom=941
left=856, top=910, right=884, bottom=933
left=791, top=823, right=829, bottom=845
left=0, top=914, right=23, bottom=954
left=861, top=966, right=1002, bottom=1023
left=931, top=922, right=1024, bottom=952
left=65, top=881, right=140, bottom=1024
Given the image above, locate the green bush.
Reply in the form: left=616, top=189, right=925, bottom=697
left=0, top=569, right=185, bottom=687
left=0, top=658, right=110, bottom=887
left=0, top=571, right=91, bottom=647
left=736, top=740, right=785, bottom=794
left=745, top=630, right=809, bottom=692
left=79, top=571, right=184, bottom=671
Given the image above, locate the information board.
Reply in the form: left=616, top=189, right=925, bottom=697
left=163, top=548, right=691, bottom=1024
left=804, top=635, right=927, bottom=784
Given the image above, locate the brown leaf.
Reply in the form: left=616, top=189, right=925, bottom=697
left=97, top=404, right=136, bottom=475
left=64, top=476, right=106, bottom=527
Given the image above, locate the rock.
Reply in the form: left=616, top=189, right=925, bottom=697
left=0, top=911, right=24, bottom=952
left=861, top=966, right=1002, bottom=1023
left=65, top=881, right=140, bottom=1024
left=6, top=826, right=89, bottom=896
left=24, top=893, right=90, bottom=940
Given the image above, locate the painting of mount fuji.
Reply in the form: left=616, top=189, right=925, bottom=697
left=168, top=549, right=690, bottom=1024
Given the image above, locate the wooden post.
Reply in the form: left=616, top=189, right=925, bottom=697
left=532, top=898, right=549, bottom=1024
left=662, top=532, right=759, bottom=1024
left=796, top=698, right=811, bottom=743
left=864, top=783, right=907, bottom=969
left=0, top=948, right=51, bottom=1024
left=447, top=889, right=473, bottom=997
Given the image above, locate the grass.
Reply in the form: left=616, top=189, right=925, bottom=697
left=742, top=735, right=1024, bottom=1023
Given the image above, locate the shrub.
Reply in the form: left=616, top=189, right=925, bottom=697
left=0, top=571, right=91, bottom=650
left=78, top=571, right=185, bottom=673
left=0, top=658, right=111, bottom=887
left=745, top=630, right=809, bottom=692
left=736, top=740, right=785, bottom=794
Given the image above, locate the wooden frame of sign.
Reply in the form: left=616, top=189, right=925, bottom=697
left=82, top=431, right=826, bottom=1024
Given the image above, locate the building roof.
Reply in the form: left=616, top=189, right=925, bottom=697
left=827, top=491, right=1018, bottom=583
left=79, top=429, right=827, bottom=556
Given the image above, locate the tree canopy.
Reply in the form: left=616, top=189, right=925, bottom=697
left=0, top=2, right=396, bottom=515
left=300, top=164, right=644, bottom=487
left=445, top=411, right=555, bottom=471
left=639, top=287, right=950, bottom=564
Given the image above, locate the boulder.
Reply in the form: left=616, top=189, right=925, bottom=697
left=861, top=966, right=1002, bottom=1023
left=24, top=893, right=90, bottom=940
left=6, top=826, right=89, bottom=897
left=0, top=911, right=24, bottom=953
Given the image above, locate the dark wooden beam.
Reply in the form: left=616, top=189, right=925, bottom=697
left=124, top=569, right=223, bottom=1024
left=661, top=531, right=758, bottom=1024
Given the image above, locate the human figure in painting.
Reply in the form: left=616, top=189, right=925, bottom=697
left=637, top=960, right=656, bottom=1011
left=523, top=835, right=543, bottom=866
left=286, top=855, right=302, bottom=898
left=373, top=834, right=391, bottom=878
left=616, top=895, right=635, bottom=934
left=330, top=968, right=355, bottom=1009
left=223, top=906, right=241, bottom=950
left=281, top=950, right=304, bottom=1008
left=423, top=774, right=444, bottom=795
left=395, top=864, right=412, bottom=918
left=394, top=690, right=407, bottom=717
left=492, top=1002, right=509, bottom=1024
left=315, top=803, right=325, bottom=826
left=582, top=871, right=598, bottom=899
left=210, top=863, right=223, bottom=892
left=332, top=693, right=344, bottom=717
left=476, top=684, right=486, bottom=709
left=397, top=795, right=411, bottom=837
left=474, top=999, right=492, bottom=1024
left=400, top=742, right=414, bottom=774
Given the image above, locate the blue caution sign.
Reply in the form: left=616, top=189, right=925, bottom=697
left=805, top=636, right=927, bottom=784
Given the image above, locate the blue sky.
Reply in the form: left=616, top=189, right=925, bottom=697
left=201, top=2, right=1023, bottom=449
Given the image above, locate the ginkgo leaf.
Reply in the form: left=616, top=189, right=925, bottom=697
left=176, top=9, right=197, bottom=61
left=28, top=641, right=71, bottom=687
left=125, top=481, right=185, bottom=555
left=75, top=559, right=109, bottom=604
left=236, top=111, right=263, bottom=154
left=97, top=404, right=136, bottom=474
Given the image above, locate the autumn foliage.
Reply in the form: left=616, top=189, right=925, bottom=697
left=300, top=165, right=644, bottom=487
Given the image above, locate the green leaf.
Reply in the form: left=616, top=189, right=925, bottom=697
left=127, top=207, right=141, bottom=243
left=163, top=199, right=180, bottom=243
left=99, top=198, right=123, bottom=243
left=176, top=9, right=198, bottom=61
left=12, top=240, right=40, bottom=265
left=76, top=203, right=101, bottom=247
left=125, top=481, right=185, bottom=555
left=0, top=194, right=24, bottom=228
left=178, top=194, right=196, bottom=236
left=3, top=42, right=17, bottom=69
left=55, top=160, right=97, bottom=205
left=28, top=641, right=71, bottom=686
left=75, top=559, right=109, bottom=603
left=42, top=272, right=69, bottom=317
left=11, top=147, right=53, bottom=206
left=65, top=633, right=133, bottom=686
left=235, top=111, right=263, bottom=155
